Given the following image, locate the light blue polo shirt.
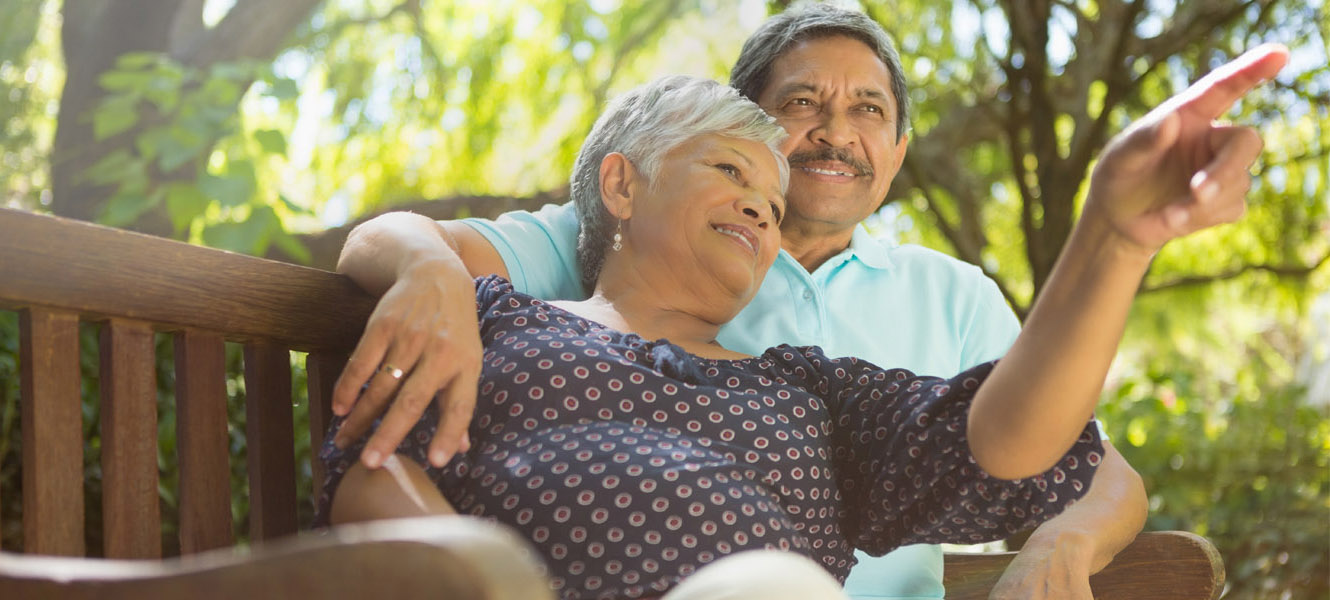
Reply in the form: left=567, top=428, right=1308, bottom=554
left=463, top=202, right=1021, bottom=600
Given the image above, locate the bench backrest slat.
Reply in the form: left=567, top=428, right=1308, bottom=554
left=3, top=208, right=373, bottom=557
left=305, top=352, right=347, bottom=494
left=243, top=343, right=300, bottom=542
left=19, top=308, right=85, bottom=557
left=98, top=319, right=161, bottom=559
left=174, top=330, right=234, bottom=555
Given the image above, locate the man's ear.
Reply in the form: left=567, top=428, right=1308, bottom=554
left=599, top=152, right=639, bottom=220
left=890, top=132, right=909, bottom=175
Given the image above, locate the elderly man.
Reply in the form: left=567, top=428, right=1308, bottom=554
left=329, top=4, right=1284, bottom=599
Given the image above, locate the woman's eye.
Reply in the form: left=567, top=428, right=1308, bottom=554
left=716, top=163, right=739, bottom=177
left=770, top=202, right=783, bottom=223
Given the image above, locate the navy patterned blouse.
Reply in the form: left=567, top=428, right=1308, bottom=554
left=318, top=276, right=1102, bottom=600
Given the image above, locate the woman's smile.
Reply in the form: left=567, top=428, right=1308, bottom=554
left=711, top=222, right=759, bottom=255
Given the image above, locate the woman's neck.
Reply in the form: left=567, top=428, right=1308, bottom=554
left=555, top=257, right=748, bottom=359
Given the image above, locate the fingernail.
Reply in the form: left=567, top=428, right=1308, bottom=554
left=431, top=450, right=451, bottom=467
left=363, top=449, right=382, bottom=468
left=462, top=432, right=471, bottom=452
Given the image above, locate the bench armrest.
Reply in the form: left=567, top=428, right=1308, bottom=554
left=0, top=516, right=553, bottom=600
left=943, top=530, right=1224, bottom=600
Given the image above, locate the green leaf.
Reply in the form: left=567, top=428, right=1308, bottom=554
left=210, top=61, right=257, bottom=83
left=199, top=173, right=253, bottom=207
left=165, top=183, right=211, bottom=232
left=278, top=194, right=313, bottom=215
left=254, top=129, right=288, bottom=155
left=201, top=205, right=277, bottom=255
left=92, top=95, right=140, bottom=139
left=199, top=77, right=243, bottom=107
left=115, top=52, right=161, bottom=70
left=271, top=229, right=312, bottom=264
left=99, top=69, right=155, bottom=93
left=81, top=150, right=140, bottom=186
left=100, top=187, right=163, bottom=227
left=265, top=78, right=300, bottom=100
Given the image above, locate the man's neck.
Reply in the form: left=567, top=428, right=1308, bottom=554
left=780, top=222, right=857, bottom=273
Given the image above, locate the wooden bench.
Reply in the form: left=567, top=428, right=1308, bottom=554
left=0, top=207, right=1225, bottom=599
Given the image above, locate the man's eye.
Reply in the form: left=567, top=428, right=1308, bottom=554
left=859, top=104, right=884, bottom=114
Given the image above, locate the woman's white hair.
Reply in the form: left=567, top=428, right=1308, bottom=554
left=570, top=75, right=789, bottom=292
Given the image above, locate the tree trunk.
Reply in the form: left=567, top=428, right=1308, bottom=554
left=51, top=0, right=179, bottom=229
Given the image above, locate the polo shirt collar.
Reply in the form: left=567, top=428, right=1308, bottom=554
left=846, top=224, right=893, bottom=270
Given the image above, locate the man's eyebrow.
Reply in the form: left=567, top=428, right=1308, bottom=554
left=770, top=82, right=819, bottom=98
left=770, top=81, right=893, bottom=108
left=855, top=87, right=891, bottom=104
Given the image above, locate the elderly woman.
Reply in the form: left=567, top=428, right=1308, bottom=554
left=316, top=75, right=1180, bottom=600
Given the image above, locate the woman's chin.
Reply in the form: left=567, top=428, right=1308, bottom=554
left=707, top=268, right=762, bottom=308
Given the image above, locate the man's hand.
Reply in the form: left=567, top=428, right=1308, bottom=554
left=329, top=213, right=500, bottom=470
left=986, top=443, right=1144, bottom=600
left=988, top=537, right=1094, bottom=600
left=1085, top=43, right=1289, bottom=255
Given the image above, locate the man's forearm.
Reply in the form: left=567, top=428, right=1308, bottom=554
left=338, top=211, right=465, bottom=296
left=1020, top=441, right=1147, bottom=572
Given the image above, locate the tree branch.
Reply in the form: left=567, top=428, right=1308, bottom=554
left=1066, top=0, right=1146, bottom=175
left=589, top=1, right=687, bottom=109
left=167, top=0, right=208, bottom=57
left=1140, top=252, right=1330, bottom=294
left=900, top=156, right=974, bottom=264
left=171, top=0, right=325, bottom=67
left=287, top=0, right=418, bottom=50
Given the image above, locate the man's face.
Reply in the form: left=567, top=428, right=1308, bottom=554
left=756, top=35, right=909, bottom=237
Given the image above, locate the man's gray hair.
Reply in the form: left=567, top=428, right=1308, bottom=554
left=571, top=75, right=789, bottom=292
left=730, top=3, right=910, bottom=140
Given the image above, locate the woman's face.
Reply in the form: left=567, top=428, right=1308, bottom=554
left=624, top=133, right=786, bottom=305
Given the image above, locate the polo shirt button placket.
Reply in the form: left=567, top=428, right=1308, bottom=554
left=802, top=289, right=814, bottom=301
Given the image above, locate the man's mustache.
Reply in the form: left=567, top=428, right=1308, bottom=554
left=787, top=147, right=874, bottom=177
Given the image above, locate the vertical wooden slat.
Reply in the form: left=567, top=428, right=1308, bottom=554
left=305, top=352, right=346, bottom=496
left=18, top=308, right=85, bottom=556
left=174, top=330, right=233, bottom=554
left=99, top=318, right=160, bottom=559
left=243, top=342, right=297, bottom=541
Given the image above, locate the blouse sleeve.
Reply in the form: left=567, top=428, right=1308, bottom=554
left=766, top=346, right=1104, bottom=556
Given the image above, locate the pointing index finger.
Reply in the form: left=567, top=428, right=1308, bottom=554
left=1176, top=43, right=1289, bottom=121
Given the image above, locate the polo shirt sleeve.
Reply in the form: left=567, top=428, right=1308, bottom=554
left=459, top=202, right=586, bottom=300
left=957, top=275, right=1022, bottom=371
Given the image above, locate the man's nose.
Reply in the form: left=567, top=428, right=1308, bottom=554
left=811, top=110, right=855, bottom=147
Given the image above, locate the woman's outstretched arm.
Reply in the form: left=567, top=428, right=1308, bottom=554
left=967, top=44, right=1288, bottom=479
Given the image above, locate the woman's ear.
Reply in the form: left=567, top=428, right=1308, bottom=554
left=599, top=152, right=638, bottom=221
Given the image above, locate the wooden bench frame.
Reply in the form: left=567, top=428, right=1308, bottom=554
left=0, top=208, right=1225, bottom=599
